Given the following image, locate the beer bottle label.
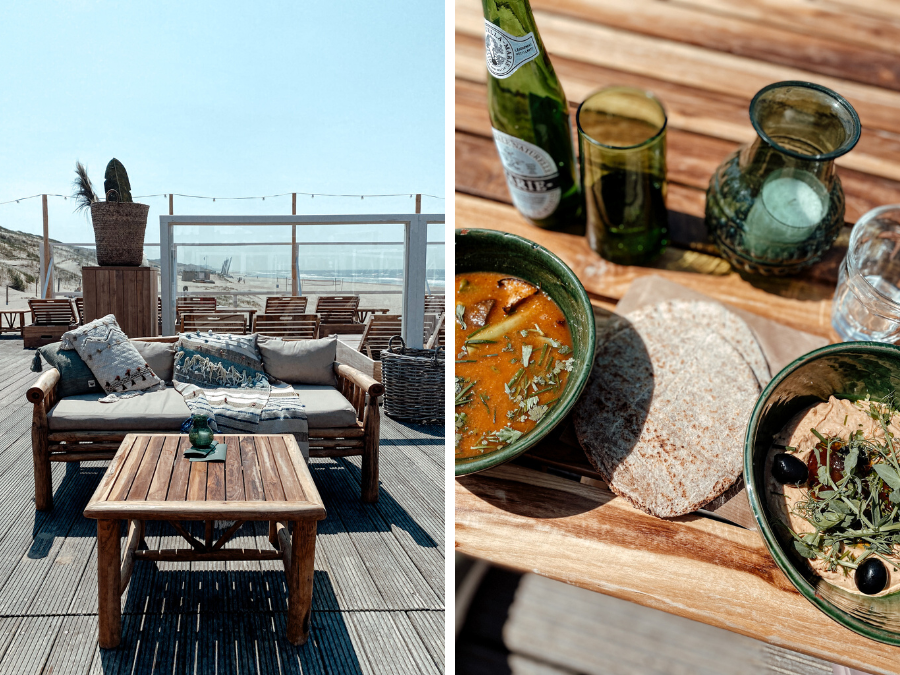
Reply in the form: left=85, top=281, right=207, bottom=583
left=484, top=20, right=539, bottom=79
left=492, top=128, right=561, bottom=220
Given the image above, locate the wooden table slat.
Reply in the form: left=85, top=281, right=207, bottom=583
left=240, top=436, right=266, bottom=502
left=92, top=435, right=137, bottom=504
left=206, top=449, right=225, bottom=503
left=187, top=459, right=208, bottom=502
left=270, top=436, right=306, bottom=502
left=146, top=436, right=180, bottom=501
left=254, top=436, right=286, bottom=502
left=457, top=2, right=900, bottom=136
left=224, top=435, right=245, bottom=501
left=166, top=437, right=192, bottom=502
left=107, top=436, right=150, bottom=502
left=526, top=0, right=900, bottom=92
left=277, top=436, right=324, bottom=509
left=125, top=436, right=165, bottom=501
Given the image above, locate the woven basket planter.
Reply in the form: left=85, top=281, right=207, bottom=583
left=90, top=202, right=149, bottom=266
left=381, top=337, right=445, bottom=424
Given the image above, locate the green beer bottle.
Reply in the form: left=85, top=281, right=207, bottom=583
left=483, top=0, right=584, bottom=234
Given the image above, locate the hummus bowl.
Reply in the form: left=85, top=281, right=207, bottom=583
left=746, top=341, right=900, bottom=644
left=455, top=228, right=596, bottom=477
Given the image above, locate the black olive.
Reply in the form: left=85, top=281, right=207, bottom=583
left=772, top=453, right=808, bottom=485
left=856, top=558, right=888, bottom=595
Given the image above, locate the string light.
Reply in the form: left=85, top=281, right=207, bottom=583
left=0, top=190, right=444, bottom=208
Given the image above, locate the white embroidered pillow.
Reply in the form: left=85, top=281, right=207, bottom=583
left=61, top=314, right=163, bottom=395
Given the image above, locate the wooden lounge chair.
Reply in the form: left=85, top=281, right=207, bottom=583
left=175, top=296, right=217, bottom=322
left=315, top=295, right=361, bottom=335
left=24, top=298, right=78, bottom=348
left=424, top=294, right=445, bottom=315
left=74, top=297, right=85, bottom=325
left=425, top=312, right=444, bottom=350
left=252, top=313, right=319, bottom=340
left=264, top=296, right=308, bottom=313
left=180, top=312, right=247, bottom=334
left=358, top=314, right=402, bottom=360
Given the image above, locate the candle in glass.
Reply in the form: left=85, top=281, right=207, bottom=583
left=743, top=168, right=829, bottom=258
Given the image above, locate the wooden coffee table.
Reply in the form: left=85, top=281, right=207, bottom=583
left=83, top=433, right=326, bottom=649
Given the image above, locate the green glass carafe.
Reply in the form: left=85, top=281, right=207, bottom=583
left=188, top=414, right=214, bottom=448
left=705, top=81, right=860, bottom=275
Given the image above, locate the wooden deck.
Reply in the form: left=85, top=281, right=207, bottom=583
left=456, top=558, right=834, bottom=675
left=0, top=337, right=444, bottom=674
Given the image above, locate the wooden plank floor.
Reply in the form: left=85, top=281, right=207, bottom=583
left=456, top=559, right=834, bottom=675
left=0, top=337, right=444, bottom=674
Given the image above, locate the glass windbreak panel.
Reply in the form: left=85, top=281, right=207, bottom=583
left=424, top=222, right=446, bottom=345
left=172, top=223, right=406, bottom=314
left=49, top=244, right=161, bottom=296
left=427, top=221, right=446, bottom=243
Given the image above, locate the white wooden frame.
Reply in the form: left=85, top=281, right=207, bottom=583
left=159, top=214, right=445, bottom=347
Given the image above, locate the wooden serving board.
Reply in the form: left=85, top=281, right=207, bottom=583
left=456, top=464, right=900, bottom=673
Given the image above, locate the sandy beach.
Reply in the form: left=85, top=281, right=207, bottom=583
left=11, top=266, right=444, bottom=320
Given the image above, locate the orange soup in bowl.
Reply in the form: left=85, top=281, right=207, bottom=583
left=455, top=272, right=575, bottom=459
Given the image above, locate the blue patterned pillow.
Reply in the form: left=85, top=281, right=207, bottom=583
left=174, top=332, right=268, bottom=389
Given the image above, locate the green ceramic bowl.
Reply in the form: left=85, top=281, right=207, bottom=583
left=746, top=341, right=900, bottom=645
left=455, top=228, right=596, bottom=476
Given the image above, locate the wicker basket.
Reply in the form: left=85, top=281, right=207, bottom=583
left=381, top=336, right=445, bottom=424
left=90, top=202, right=149, bottom=266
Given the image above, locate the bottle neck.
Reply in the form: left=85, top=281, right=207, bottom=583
left=483, top=0, right=542, bottom=43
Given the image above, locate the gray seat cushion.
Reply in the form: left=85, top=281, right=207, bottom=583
left=285, top=384, right=358, bottom=429
left=47, top=387, right=190, bottom=431
left=48, top=384, right=358, bottom=431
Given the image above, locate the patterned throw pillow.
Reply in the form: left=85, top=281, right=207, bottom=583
left=174, top=332, right=268, bottom=389
left=61, top=315, right=163, bottom=396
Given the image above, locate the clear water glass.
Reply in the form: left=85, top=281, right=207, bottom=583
left=832, top=205, right=900, bottom=342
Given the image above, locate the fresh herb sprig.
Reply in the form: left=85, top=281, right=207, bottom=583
left=780, top=400, right=900, bottom=575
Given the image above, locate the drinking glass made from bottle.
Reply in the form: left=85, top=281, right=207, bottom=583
left=706, top=81, right=860, bottom=276
left=576, top=86, right=668, bottom=265
left=832, top=205, right=900, bottom=343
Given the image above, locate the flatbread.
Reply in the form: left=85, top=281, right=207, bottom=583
left=574, top=300, right=763, bottom=518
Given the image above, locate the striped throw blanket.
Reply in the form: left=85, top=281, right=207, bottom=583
left=173, top=332, right=308, bottom=454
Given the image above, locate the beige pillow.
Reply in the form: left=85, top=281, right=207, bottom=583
left=131, top=340, right=176, bottom=383
left=258, top=336, right=337, bottom=386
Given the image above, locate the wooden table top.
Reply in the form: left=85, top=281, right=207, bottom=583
left=84, top=434, right=325, bottom=522
left=456, top=1, right=900, bottom=671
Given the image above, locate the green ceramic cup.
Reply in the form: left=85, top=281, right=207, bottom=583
left=455, top=228, right=596, bottom=476
left=745, top=341, right=900, bottom=644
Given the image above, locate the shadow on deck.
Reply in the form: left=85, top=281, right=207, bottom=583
left=0, top=339, right=444, bottom=674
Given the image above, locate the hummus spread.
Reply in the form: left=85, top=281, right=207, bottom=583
left=766, top=396, right=900, bottom=596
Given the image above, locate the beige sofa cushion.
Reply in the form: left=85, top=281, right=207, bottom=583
left=257, top=336, right=337, bottom=386
left=47, top=384, right=358, bottom=431
left=47, top=387, right=190, bottom=431
left=282, top=384, right=358, bottom=428
left=131, top=340, right=176, bottom=382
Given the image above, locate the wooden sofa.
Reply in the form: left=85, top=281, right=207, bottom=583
left=26, top=336, right=384, bottom=510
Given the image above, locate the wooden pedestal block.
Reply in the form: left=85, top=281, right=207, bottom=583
left=82, top=267, right=158, bottom=338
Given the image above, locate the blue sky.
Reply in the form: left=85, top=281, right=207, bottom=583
left=0, top=0, right=445, bottom=244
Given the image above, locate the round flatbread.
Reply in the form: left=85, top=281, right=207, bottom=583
left=574, top=300, right=763, bottom=518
